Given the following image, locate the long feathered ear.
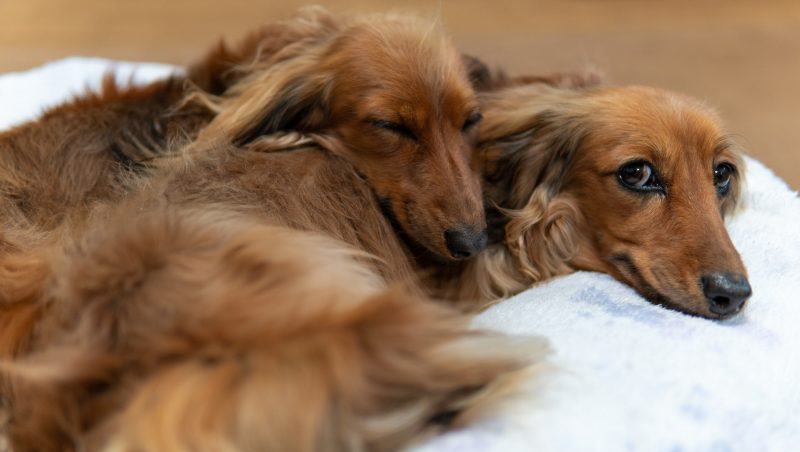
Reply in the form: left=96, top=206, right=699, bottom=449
left=186, top=6, right=340, bottom=96
left=478, top=91, right=590, bottom=284
left=480, top=97, right=588, bottom=209
left=193, top=52, right=334, bottom=147
left=461, top=54, right=493, bottom=91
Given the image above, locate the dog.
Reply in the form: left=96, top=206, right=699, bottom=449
left=0, top=6, right=494, bottom=358
left=0, top=10, right=541, bottom=452
left=440, top=82, right=752, bottom=319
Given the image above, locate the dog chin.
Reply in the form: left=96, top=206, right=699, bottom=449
left=642, top=290, right=743, bottom=320
left=376, top=195, right=454, bottom=261
left=404, top=229, right=457, bottom=262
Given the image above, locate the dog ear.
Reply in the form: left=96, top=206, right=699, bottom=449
left=480, top=106, right=586, bottom=208
left=461, top=54, right=493, bottom=91
left=479, top=102, right=589, bottom=283
left=187, top=6, right=340, bottom=97
left=198, top=54, right=333, bottom=147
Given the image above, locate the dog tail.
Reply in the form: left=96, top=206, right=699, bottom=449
left=3, top=207, right=546, bottom=452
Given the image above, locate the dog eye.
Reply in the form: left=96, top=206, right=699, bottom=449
left=371, top=120, right=418, bottom=141
left=714, top=163, right=735, bottom=195
left=462, top=111, right=483, bottom=131
left=618, top=161, right=664, bottom=193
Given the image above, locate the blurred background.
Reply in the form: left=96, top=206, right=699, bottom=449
left=1, top=0, right=798, bottom=189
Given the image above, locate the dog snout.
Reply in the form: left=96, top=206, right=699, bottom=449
left=444, top=227, right=488, bottom=259
left=701, top=272, right=752, bottom=318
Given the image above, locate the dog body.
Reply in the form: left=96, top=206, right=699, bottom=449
left=0, top=77, right=209, bottom=246
left=160, top=139, right=419, bottom=283
left=0, top=130, right=544, bottom=450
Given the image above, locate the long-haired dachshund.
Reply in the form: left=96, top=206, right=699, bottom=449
left=447, top=81, right=752, bottom=319
left=0, top=10, right=537, bottom=452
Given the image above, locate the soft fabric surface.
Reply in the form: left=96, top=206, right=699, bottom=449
left=2, top=59, right=798, bottom=452
left=0, top=57, right=177, bottom=131
left=420, top=156, right=800, bottom=451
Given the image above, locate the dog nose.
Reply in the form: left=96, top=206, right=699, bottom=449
left=444, top=227, right=488, bottom=259
left=701, top=272, right=752, bottom=318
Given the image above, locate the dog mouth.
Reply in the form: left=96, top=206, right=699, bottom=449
left=608, top=253, right=742, bottom=320
left=377, top=196, right=451, bottom=260
left=378, top=196, right=488, bottom=261
left=709, top=302, right=746, bottom=319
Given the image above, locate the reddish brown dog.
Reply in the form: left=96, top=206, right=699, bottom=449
left=450, top=82, right=752, bottom=319
left=0, top=10, right=528, bottom=452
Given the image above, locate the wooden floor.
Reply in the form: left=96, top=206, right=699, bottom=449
left=1, top=0, right=798, bottom=189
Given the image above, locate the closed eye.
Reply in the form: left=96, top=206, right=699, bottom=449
left=371, top=120, right=418, bottom=141
left=462, top=111, right=482, bottom=131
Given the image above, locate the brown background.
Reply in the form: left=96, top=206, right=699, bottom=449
left=1, top=0, right=798, bottom=189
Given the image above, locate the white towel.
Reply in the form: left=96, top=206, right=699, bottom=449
left=2, top=58, right=798, bottom=452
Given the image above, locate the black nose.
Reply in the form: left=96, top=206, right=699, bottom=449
left=701, top=272, right=752, bottom=318
left=444, top=227, right=488, bottom=259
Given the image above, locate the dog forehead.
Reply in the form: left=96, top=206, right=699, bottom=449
left=335, top=21, right=467, bottom=85
left=355, top=88, right=473, bottom=129
left=597, top=88, right=725, bottom=163
left=343, top=67, right=474, bottom=124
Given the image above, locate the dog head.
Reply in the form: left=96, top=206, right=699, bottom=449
left=199, top=12, right=487, bottom=260
left=480, top=84, right=750, bottom=319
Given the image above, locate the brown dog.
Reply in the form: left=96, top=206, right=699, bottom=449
left=0, top=11, right=536, bottom=452
left=0, top=8, right=493, bottom=374
left=447, top=82, right=751, bottom=319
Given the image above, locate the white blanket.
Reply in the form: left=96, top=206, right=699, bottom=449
left=2, top=59, right=798, bottom=452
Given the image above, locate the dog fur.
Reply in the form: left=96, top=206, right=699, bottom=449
left=3, top=193, right=538, bottom=451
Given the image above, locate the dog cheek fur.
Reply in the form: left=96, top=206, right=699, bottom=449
left=504, top=189, right=584, bottom=283
left=445, top=189, right=586, bottom=304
